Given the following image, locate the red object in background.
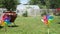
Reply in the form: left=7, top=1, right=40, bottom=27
left=53, top=8, right=60, bottom=15
left=56, top=8, right=60, bottom=11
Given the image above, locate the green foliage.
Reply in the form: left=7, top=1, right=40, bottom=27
left=41, top=11, right=47, bottom=16
left=29, top=0, right=48, bottom=8
left=40, top=0, right=46, bottom=5
left=29, top=0, right=38, bottom=5
left=22, top=11, right=28, bottom=17
left=29, top=0, right=60, bottom=9
left=0, top=0, right=19, bottom=11
left=29, top=0, right=45, bottom=5
left=0, top=0, right=4, bottom=7
left=50, top=0, right=60, bottom=8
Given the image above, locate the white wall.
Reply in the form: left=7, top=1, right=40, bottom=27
left=16, top=5, right=40, bottom=16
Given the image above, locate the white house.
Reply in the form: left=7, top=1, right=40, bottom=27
left=16, top=5, right=40, bottom=16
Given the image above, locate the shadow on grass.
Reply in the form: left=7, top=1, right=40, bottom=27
left=56, top=22, right=60, bottom=24
left=0, top=25, right=19, bottom=29
left=0, top=26, right=3, bottom=29
left=58, top=22, right=60, bottom=24
left=8, top=25, right=19, bottom=27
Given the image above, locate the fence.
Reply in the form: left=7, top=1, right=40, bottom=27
left=16, top=9, right=56, bottom=17
left=40, top=9, right=55, bottom=15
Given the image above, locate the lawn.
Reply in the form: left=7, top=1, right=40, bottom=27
left=0, top=16, right=60, bottom=34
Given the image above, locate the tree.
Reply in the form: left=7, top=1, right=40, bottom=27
left=0, top=0, right=4, bottom=8
left=2, top=0, right=19, bottom=11
left=29, top=0, right=39, bottom=5
left=50, top=0, right=60, bottom=9
left=29, top=0, right=47, bottom=8
left=29, top=0, right=46, bottom=5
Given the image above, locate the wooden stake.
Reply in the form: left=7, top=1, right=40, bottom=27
left=48, top=29, right=49, bottom=34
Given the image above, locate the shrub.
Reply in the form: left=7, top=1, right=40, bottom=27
left=22, top=11, right=28, bottom=17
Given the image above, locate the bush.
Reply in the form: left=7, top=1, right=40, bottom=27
left=22, top=11, right=28, bottom=17
left=41, top=11, right=47, bottom=16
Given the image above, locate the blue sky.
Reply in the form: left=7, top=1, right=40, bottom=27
left=20, top=0, right=29, bottom=4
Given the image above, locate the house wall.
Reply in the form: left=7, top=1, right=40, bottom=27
left=16, top=8, right=40, bottom=17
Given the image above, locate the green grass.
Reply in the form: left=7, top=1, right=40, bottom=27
left=0, top=16, right=60, bottom=34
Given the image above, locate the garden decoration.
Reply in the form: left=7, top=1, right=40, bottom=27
left=1, top=13, right=11, bottom=25
left=0, top=11, right=17, bottom=31
left=4, top=11, right=17, bottom=25
left=41, top=14, right=54, bottom=34
left=0, top=13, right=11, bottom=31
